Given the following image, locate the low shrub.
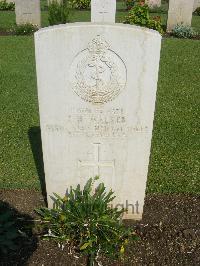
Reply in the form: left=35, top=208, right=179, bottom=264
left=70, top=0, right=90, bottom=9
left=124, top=0, right=136, bottom=10
left=48, top=0, right=73, bottom=25
left=36, top=177, right=138, bottom=265
left=124, top=1, right=164, bottom=34
left=195, top=7, right=200, bottom=16
left=14, top=24, right=38, bottom=35
left=172, top=25, right=197, bottom=39
left=0, top=0, right=15, bottom=11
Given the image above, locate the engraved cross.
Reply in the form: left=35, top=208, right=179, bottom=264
left=99, top=3, right=109, bottom=22
left=78, top=143, right=115, bottom=176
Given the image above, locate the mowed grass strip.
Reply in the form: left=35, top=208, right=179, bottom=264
left=147, top=38, right=200, bottom=194
left=0, top=36, right=199, bottom=194
left=0, top=36, right=39, bottom=189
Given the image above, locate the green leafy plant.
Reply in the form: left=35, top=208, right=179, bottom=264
left=124, top=1, right=164, bottom=34
left=70, top=0, right=90, bottom=9
left=48, top=0, right=73, bottom=25
left=36, top=177, right=138, bottom=265
left=195, top=7, right=200, bottom=16
left=0, top=210, right=19, bottom=254
left=0, top=0, right=15, bottom=11
left=14, top=23, right=38, bottom=35
left=172, top=24, right=197, bottom=39
left=124, top=0, right=136, bottom=10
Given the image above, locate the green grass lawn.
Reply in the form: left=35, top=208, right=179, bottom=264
left=0, top=9, right=128, bottom=29
left=147, top=38, right=200, bottom=194
left=0, top=2, right=199, bottom=194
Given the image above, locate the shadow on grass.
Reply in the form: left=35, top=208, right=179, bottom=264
left=0, top=200, right=38, bottom=265
left=28, top=127, right=47, bottom=205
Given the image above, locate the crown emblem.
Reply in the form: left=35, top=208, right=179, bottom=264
left=88, top=35, right=109, bottom=55
left=69, top=35, right=127, bottom=105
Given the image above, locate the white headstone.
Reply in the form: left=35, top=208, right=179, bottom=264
left=193, top=0, right=200, bottom=11
left=167, top=0, right=195, bottom=32
left=35, top=23, right=161, bottom=220
left=146, top=0, right=161, bottom=8
left=91, top=0, right=116, bottom=23
left=15, top=0, right=41, bottom=27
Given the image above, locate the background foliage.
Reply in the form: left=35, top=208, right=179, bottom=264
left=70, top=0, right=90, bottom=9
left=0, top=0, right=14, bottom=11
left=48, top=0, right=73, bottom=25
left=124, top=2, right=164, bottom=34
left=172, top=25, right=197, bottom=39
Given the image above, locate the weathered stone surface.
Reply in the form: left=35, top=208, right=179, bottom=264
left=15, top=0, right=41, bottom=27
left=146, top=0, right=161, bottom=8
left=91, top=0, right=116, bottom=23
left=35, top=23, right=161, bottom=220
left=167, top=0, right=194, bottom=32
left=193, top=0, right=200, bottom=11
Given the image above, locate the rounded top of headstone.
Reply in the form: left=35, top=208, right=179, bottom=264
left=34, top=23, right=162, bottom=38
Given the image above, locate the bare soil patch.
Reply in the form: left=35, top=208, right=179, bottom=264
left=0, top=190, right=200, bottom=265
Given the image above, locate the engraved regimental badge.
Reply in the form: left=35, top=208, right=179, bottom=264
left=69, top=35, right=127, bottom=105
